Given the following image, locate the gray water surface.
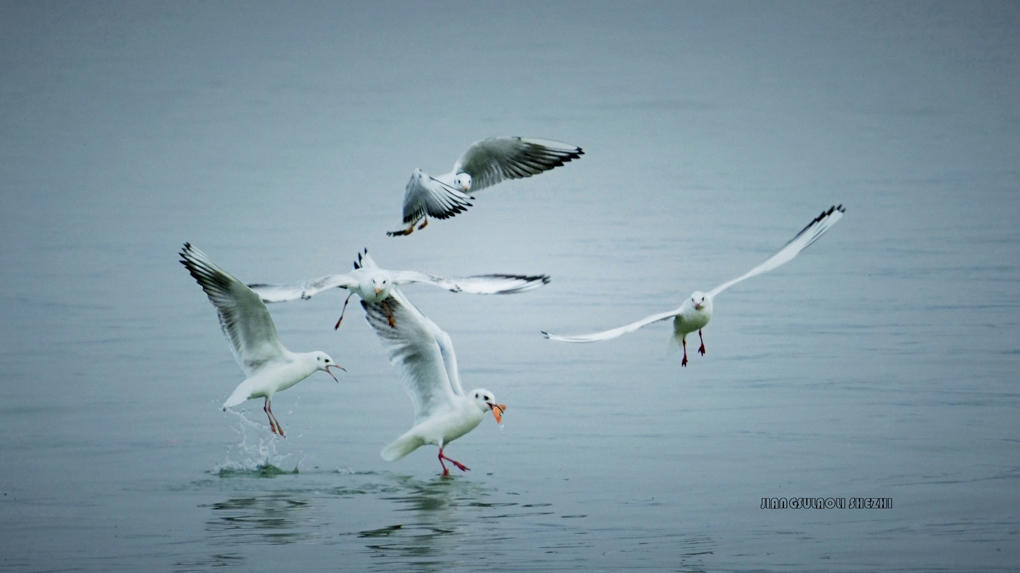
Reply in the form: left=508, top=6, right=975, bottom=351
left=2, top=2, right=1019, bottom=571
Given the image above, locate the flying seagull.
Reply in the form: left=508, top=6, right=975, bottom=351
left=180, top=243, right=343, bottom=436
left=248, top=249, right=550, bottom=330
left=387, top=136, right=583, bottom=236
left=362, top=288, right=505, bottom=476
left=543, top=205, right=845, bottom=366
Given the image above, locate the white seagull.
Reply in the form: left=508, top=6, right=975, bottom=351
left=387, top=136, right=583, bottom=236
left=248, top=249, right=550, bottom=330
left=362, top=288, right=505, bottom=476
left=180, top=243, right=343, bottom=437
left=543, top=205, right=845, bottom=366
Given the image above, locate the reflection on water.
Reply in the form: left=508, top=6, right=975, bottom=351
left=204, top=492, right=320, bottom=545
left=358, top=475, right=494, bottom=571
left=186, top=467, right=716, bottom=571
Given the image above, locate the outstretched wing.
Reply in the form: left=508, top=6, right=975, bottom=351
left=399, top=169, right=473, bottom=225
left=453, top=136, right=583, bottom=192
left=247, top=273, right=359, bottom=303
left=390, top=271, right=551, bottom=294
left=542, top=307, right=683, bottom=343
left=707, top=205, right=845, bottom=299
left=179, top=243, right=287, bottom=376
left=362, top=288, right=461, bottom=424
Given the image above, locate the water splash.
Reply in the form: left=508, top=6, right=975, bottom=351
left=212, top=409, right=297, bottom=476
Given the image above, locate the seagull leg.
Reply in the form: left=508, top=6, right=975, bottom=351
left=417, top=218, right=429, bottom=230
left=382, top=299, right=396, bottom=328
left=697, top=329, right=706, bottom=356
left=386, top=224, right=415, bottom=237
left=264, top=397, right=285, bottom=438
left=438, top=447, right=469, bottom=475
left=681, top=338, right=689, bottom=367
left=264, top=398, right=276, bottom=434
left=333, top=292, right=355, bottom=330
left=438, top=450, right=449, bottom=476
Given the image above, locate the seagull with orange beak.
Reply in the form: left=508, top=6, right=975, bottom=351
left=362, top=287, right=505, bottom=476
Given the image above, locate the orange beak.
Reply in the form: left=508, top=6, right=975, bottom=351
left=490, top=403, right=506, bottom=424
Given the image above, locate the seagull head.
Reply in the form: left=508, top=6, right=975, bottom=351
left=313, top=351, right=344, bottom=382
left=471, top=389, right=506, bottom=424
left=454, top=172, right=472, bottom=192
left=371, top=275, right=391, bottom=297
left=691, top=291, right=710, bottom=311
left=358, top=272, right=392, bottom=302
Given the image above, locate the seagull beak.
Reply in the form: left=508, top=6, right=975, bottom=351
left=489, top=403, right=506, bottom=424
left=325, top=364, right=344, bottom=382
left=374, top=288, right=382, bottom=295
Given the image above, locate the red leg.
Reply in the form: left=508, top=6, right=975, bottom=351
left=264, top=398, right=285, bottom=438
left=438, top=447, right=469, bottom=474
left=264, top=398, right=277, bottom=435
left=417, top=218, right=429, bottom=230
left=334, top=292, right=354, bottom=330
left=386, top=224, right=415, bottom=237
left=382, top=299, right=396, bottom=328
left=681, top=338, right=689, bottom=367
left=437, top=450, right=449, bottom=476
left=698, top=329, right=706, bottom=356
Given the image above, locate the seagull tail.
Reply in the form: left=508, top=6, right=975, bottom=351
left=380, top=432, right=425, bottom=461
left=222, top=380, right=255, bottom=410
left=668, top=329, right=688, bottom=353
left=667, top=333, right=683, bottom=354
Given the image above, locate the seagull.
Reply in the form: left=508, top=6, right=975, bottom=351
left=248, top=249, right=550, bottom=330
left=362, top=288, right=505, bottom=476
left=543, top=205, right=845, bottom=366
left=387, top=136, right=583, bottom=236
left=179, top=243, right=343, bottom=437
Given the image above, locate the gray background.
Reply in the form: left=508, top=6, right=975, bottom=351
left=1, top=1, right=1018, bottom=571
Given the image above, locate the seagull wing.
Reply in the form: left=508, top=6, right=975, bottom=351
left=390, top=270, right=551, bottom=294
left=362, top=288, right=461, bottom=424
left=452, top=136, right=583, bottom=192
left=179, top=243, right=287, bottom=376
left=247, top=273, right=358, bottom=303
left=542, top=307, right=684, bottom=343
left=400, top=170, right=473, bottom=225
left=707, top=205, right=845, bottom=299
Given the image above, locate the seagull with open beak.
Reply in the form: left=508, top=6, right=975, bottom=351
left=179, top=243, right=344, bottom=437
